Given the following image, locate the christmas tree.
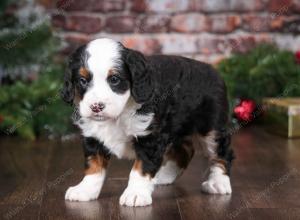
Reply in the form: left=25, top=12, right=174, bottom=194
left=0, top=0, right=73, bottom=140
left=0, top=0, right=57, bottom=83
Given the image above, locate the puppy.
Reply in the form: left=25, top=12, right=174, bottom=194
left=61, top=38, right=234, bottom=207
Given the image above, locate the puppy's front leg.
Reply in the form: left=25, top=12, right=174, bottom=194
left=65, top=137, right=110, bottom=201
left=120, top=136, right=167, bottom=207
left=119, top=160, right=155, bottom=207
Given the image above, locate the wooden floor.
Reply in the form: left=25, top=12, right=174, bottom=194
left=1, top=126, right=300, bottom=220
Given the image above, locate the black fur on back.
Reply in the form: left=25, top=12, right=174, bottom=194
left=131, top=55, right=234, bottom=176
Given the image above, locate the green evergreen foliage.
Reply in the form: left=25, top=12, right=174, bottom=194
left=0, top=0, right=74, bottom=140
left=0, top=0, right=57, bottom=82
left=218, top=44, right=300, bottom=105
left=0, top=66, right=74, bottom=140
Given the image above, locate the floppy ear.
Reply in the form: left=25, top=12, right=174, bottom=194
left=60, top=67, right=74, bottom=105
left=124, top=48, right=153, bottom=103
left=61, top=45, right=86, bottom=105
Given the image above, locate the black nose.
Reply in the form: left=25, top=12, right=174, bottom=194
left=90, top=102, right=105, bottom=113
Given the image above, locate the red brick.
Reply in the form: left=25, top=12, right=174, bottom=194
left=267, top=0, right=293, bottom=13
left=105, top=16, right=136, bottom=33
left=122, top=36, right=161, bottom=55
left=170, top=14, right=209, bottom=33
left=157, top=35, right=199, bottom=54
left=225, top=35, right=258, bottom=53
left=270, top=16, right=286, bottom=31
left=138, top=15, right=170, bottom=33
left=65, top=15, right=102, bottom=34
left=64, top=33, right=91, bottom=44
left=188, top=0, right=203, bottom=11
left=200, top=0, right=230, bottom=12
left=197, top=35, right=225, bottom=54
left=201, top=0, right=264, bottom=12
left=254, top=34, right=273, bottom=44
left=243, top=15, right=269, bottom=32
left=209, top=15, right=241, bottom=33
left=201, top=0, right=230, bottom=12
left=242, top=15, right=287, bottom=32
left=51, top=14, right=66, bottom=28
left=62, top=33, right=91, bottom=54
left=56, top=0, right=124, bottom=12
left=131, top=0, right=147, bottom=12
left=230, top=0, right=265, bottom=11
left=131, top=0, right=190, bottom=13
left=90, top=0, right=125, bottom=12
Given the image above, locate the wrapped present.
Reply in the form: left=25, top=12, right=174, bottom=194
left=263, top=98, right=300, bottom=138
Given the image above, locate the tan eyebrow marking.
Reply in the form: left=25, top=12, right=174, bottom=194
left=108, top=69, right=115, bottom=77
left=79, top=67, right=90, bottom=78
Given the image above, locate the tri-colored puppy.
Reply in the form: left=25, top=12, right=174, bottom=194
left=61, top=38, right=234, bottom=207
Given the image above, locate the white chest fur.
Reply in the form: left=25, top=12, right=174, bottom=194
left=76, top=101, right=153, bottom=159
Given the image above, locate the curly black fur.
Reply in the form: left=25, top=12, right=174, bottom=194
left=127, top=54, right=234, bottom=176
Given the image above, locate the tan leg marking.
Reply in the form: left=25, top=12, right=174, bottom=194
left=85, top=155, right=108, bottom=175
left=65, top=154, right=109, bottom=201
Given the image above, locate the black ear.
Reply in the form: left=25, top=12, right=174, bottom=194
left=123, top=48, right=153, bottom=103
left=61, top=45, right=87, bottom=105
left=60, top=68, right=74, bottom=105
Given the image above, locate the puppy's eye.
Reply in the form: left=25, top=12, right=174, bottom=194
left=108, top=75, right=121, bottom=86
left=79, top=77, right=88, bottom=86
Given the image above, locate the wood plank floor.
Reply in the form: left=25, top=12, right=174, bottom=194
left=1, top=126, right=300, bottom=220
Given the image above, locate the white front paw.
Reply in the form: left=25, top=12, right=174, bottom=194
left=65, top=184, right=100, bottom=201
left=119, top=187, right=152, bottom=207
left=65, top=173, right=104, bottom=202
left=201, top=174, right=232, bottom=195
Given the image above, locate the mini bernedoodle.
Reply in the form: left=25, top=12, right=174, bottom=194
left=61, top=38, right=234, bottom=207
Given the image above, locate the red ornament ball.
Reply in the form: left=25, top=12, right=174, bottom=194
left=234, top=99, right=256, bottom=121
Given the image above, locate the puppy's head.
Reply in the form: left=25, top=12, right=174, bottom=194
left=61, top=38, right=153, bottom=121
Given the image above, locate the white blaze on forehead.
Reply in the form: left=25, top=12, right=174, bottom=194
left=79, top=38, right=129, bottom=119
left=86, top=38, right=121, bottom=76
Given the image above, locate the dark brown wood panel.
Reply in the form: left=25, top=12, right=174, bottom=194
left=0, top=138, right=51, bottom=219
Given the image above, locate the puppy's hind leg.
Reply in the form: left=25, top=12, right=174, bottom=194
left=201, top=130, right=234, bottom=195
left=153, top=140, right=195, bottom=185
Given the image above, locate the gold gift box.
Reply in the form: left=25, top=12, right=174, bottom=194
left=263, top=98, right=300, bottom=138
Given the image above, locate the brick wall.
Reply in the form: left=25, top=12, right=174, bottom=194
left=49, top=0, right=300, bottom=63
